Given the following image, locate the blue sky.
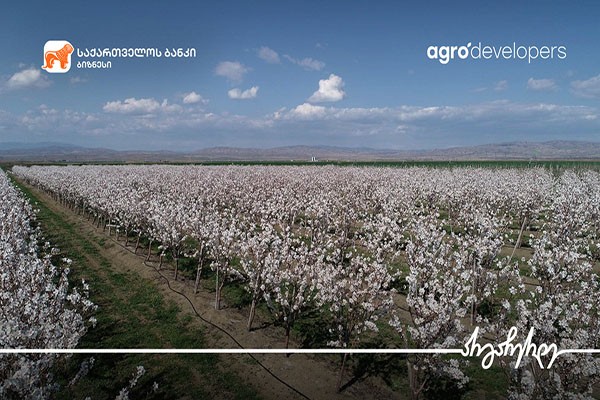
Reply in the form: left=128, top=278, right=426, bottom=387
left=1, top=0, right=599, bottom=150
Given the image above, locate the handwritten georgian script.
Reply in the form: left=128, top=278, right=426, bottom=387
left=462, top=326, right=560, bottom=369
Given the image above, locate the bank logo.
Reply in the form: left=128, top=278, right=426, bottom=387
left=42, top=40, right=74, bottom=73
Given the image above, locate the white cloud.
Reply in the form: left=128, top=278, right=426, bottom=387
left=215, top=61, right=249, bottom=83
left=103, top=97, right=181, bottom=114
left=4, top=100, right=600, bottom=150
left=284, top=55, right=325, bottom=71
left=571, top=74, right=600, bottom=99
left=308, top=74, right=346, bottom=102
left=279, top=101, right=598, bottom=125
left=494, top=80, right=508, bottom=91
left=183, top=91, right=207, bottom=104
left=527, top=78, right=557, bottom=91
left=104, top=98, right=159, bottom=114
left=6, top=67, right=50, bottom=89
left=228, top=86, right=259, bottom=100
left=160, top=99, right=182, bottom=113
left=290, top=103, right=326, bottom=119
left=271, top=107, right=287, bottom=120
left=257, top=46, right=280, bottom=63
left=297, top=58, right=326, bottom=71
left=472, top=80, right=507, bottom=93
left=69, top=76, right=87, bottom=84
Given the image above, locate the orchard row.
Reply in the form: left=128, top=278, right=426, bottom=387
left=0, top=169, right=94, bottom=398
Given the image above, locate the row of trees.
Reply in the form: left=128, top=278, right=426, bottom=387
left=0, top=169, right=95, bottom=399
left=13, top=164, right=600, bottom=398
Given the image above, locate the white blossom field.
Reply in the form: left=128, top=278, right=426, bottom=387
left=7, top=164, right=600, bottom=399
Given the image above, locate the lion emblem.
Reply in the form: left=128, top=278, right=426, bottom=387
left=42, top=43, right=74, bottom=70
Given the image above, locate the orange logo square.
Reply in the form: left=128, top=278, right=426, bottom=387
left=42, top=40, right=74, bottom=73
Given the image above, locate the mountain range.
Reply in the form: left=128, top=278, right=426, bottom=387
left=1, top=141, right=599, bottom=162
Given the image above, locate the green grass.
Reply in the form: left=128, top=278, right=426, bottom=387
left=11, top=177, right=260, bottom=400
left=222, top=281, right=253, bottom=309
left=463, top=363, right=509, bottom=399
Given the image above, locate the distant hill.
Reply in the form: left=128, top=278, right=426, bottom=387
left=0, top=142, right=84, bottom=150
left=424, top=141, right=600, bottom=160
left=1, top=141, right=600, bottom=162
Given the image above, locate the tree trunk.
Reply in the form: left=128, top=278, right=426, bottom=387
left=194, top=258, right=203, bottom=294
left=471, top=260, right=477, bottom=326
left=511, top=216, right=528, bottom=259
left=134, top=234, right=140, bottom=254
left=337, top=353, right=348, bottom=392
left=174, top=257, right=179, bottom=280
left=285, top=324, right=291, bottom=350
left=247, top=298, right=257, bottom=331
left=146, top=240, right=153, bottom=261
left=408, top=359, right=417, bottom=400
left=215, top=265, right=221, bottom=310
